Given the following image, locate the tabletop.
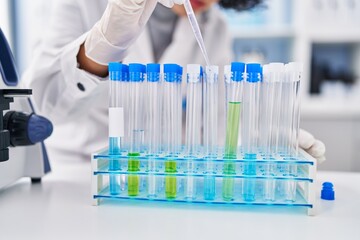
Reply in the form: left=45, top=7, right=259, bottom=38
left=1, top=159, right=359, bottom=240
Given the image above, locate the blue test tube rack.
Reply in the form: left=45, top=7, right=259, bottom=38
left=92, top=147, right=317, bottom=216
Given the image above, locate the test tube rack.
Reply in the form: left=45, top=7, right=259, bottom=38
left=92, top=148, right=317, bottom=215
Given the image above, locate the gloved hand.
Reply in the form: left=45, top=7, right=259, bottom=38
left=299, top=129, right=326, bottom=164
left=85, top=0, right=184, bottom=65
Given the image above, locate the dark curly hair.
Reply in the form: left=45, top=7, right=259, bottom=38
left=219, top=0, right=264, bottom=11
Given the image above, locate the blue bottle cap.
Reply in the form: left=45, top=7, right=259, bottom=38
left=108, top=63, right=128, bottom=81
left=129, top=63, right=146, bottom=82
left=108, top=62, right=120, bottom=72
left=321, top=182, right=335, bottom=200
left=177, top=65, right=183, bottom=82
left=246, top=63, right=262, bottom=83
left=147, top=63, right=160, bottom=82
left=179, top=66, right=183, bottom=75
left=231, top=62, right=245, bottom=82
left=129, top=63, right=146, bottom=73
left=164, top=64, right=178, bottom=82
left=147, top=63, right=160, bottom=73
left=231, top=62, right=245, bottom=72
left=164, top=63, right=178, bottom=73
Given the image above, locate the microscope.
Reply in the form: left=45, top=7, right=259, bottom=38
left=0, top=28, right=53, bottom=189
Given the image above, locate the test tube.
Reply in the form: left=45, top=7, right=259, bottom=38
left=222, top=62, right=244, bottom=201
left=284, top=62, right=303, bottom=202
left=146, top=63, right=161, bottom=197
left=176, top=65, right=183, bottom=154
left=185, top=64, right=202, bottom=200
left=242, top=63, right=262, bottom=202
left=260, top=64, right=277, bottom=201
left=287, top=62, right=302, bottom=158
left=127, top=63, right=146, bottom=197
left=269, top=63, right=285, bottom=156
left=108, top=63, right=128, bottom=195
left=203, top=65, right=219, bottom=200
left=224, top=65, right=231, bottom=117
left=163, top=64, right=180, bottom=199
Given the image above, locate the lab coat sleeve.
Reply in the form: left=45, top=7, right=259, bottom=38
left=22, top=0, right=107, bottom=124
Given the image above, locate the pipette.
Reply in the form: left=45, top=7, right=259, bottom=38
left=183, top=0, right=211, bottom=67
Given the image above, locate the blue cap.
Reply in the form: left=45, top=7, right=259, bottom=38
left=164, top=63, right=178, bottom=82
left=246, top=63, right=262, bottom=83
left=147, top=63, right=160, bottom=73
left=108, top=63, right=128, bottom=81
left=147, top=63, right=160, bottom=82
left=108, top=62, right=120, bottom=72
left=231, top=62, right=245, bottom=82
left=129, top=63, right=146, bottom=82
left=177, top=65, right=183, bottom=82
left=321, top=182, right=335, bottom=200
left=164, top=64, right=178, bottom=73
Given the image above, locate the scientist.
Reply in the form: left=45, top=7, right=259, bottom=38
left=23, top=0, right=325, bottom=163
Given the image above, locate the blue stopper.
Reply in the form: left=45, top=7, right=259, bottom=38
left=231, top=62, right=245, bottom=82
left=147, top=63, right=160, bottom=73
left=129, top=63, right=146, bottom=73
left=231, top=62, right=245, bottom=72
left=164, top=64, right=178, bottom=82
left=164, top=64, right=178, bottom=73
left=246, top=63, right=262, bottom=83
left=321, top=182, right=335, bottom=200
left=129, top=63, right=146, bottom=82
left=108, top=62, right=120, bottom=72
left=177, top=65, right=183, bottom=82
left=108, top=63, right=128, bottom=81
left=147, top=63, right=160, bottom=82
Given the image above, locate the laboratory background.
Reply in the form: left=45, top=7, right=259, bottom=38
left=1, top=0, right=359, bottom=171
left=0, top=0, right=360, bottom=239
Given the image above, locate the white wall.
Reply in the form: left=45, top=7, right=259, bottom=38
left=0, top=0, right=12, bottom=47
left=14, top=0, right=53, bottom=75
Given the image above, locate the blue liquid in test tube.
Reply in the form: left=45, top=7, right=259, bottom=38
left=108, top=63, right=128, bottom=195
left=242, top=63, right=262, bottom=202
left=203, top=66, right=219, bottom=200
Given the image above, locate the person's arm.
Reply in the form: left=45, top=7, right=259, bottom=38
left=23, top=0, right=183, bottom=124
left=77, top=43, right=108, bottom=78
left=22, top=0, right=107, bottom=124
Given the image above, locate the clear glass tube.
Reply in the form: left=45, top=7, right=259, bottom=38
left=284, top=62, right=303, bottom=202
left=146, top=63, right=161, bottom=197
left=163, top=64, right=179, bottom=199
left=108, top=63, right=128, bottom=195
left=127, top=64, right=146, bottom=197
left=203, top=65, right=218, bottom=200
left=269, top=63, right=285, bottom=156
left=184, top=64, right=202, bottom=200
left=222, top=62, right=244, bottom=201
left=175, top=65, right=183, bottom=154
left=261, top=63, right=282, bottom=202
left=242, top=63, right=261, bottom=202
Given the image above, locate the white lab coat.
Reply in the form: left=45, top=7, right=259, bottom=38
left=23, top=0, right=232, bottom=161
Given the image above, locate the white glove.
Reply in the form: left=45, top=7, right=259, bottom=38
left=85, top=0, right=184, bottom=65
left=299, top=129, right=326, bottom=164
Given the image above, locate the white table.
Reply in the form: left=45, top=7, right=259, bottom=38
left=1, top=159, right=359, bottom=240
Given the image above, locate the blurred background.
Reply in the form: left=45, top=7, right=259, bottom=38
left=0, top=0, right=359, bottom=171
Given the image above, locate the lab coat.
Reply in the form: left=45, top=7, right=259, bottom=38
left=23, top=0, right=232, bottom=161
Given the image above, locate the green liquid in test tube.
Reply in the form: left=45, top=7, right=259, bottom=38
left=163, top=64, right=182, bottom=200
left=222, top=62, right=244, bottom=201
left=223, top=102, right=241, bottom=201
left=165, top=160, right=177, bottom=199
left=128, top=152, right=140, bottom=196
left=127, top=64, right=146, bottom=197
